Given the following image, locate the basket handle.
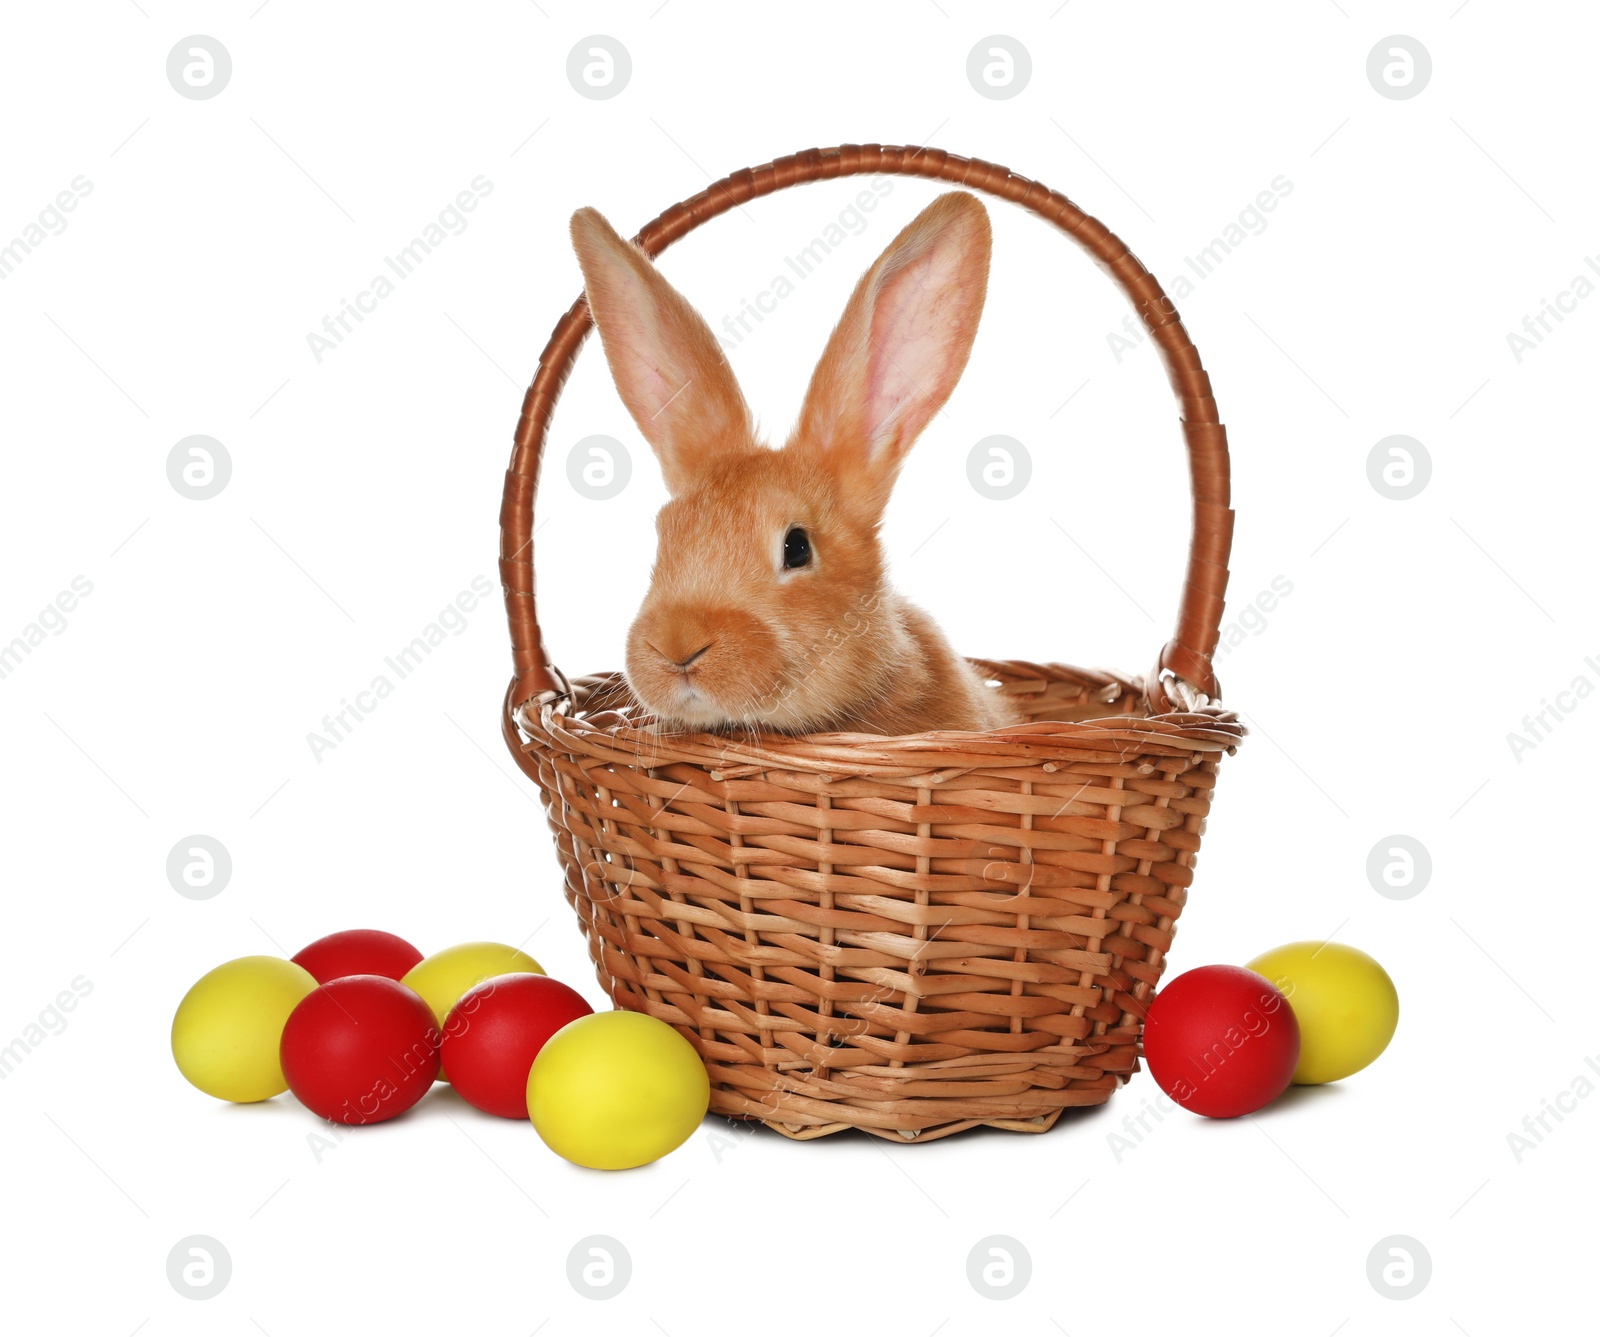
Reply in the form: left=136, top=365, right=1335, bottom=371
left=499, top=143, right=1233, bottom=741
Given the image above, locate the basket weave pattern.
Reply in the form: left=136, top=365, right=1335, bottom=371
left=499, top=145, right=1242, bottom=1141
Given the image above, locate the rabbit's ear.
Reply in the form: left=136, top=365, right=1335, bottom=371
left=570, top=208, right=753, bottom=494
left=792, top=191, right=990, bottom=515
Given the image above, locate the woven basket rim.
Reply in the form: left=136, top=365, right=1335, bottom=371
left=515, top=660, right=1244, bottom=780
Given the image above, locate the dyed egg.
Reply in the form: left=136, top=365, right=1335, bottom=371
left=1141, top=965, right=1301, bottom=1118
left=400, top=942, right=544, bottom=1028
left=1246, top=942, right=1399, bottom=1084
left=291, top=928, right=423, bottom=984
left=171, top=956, right=318, bottom=1102
left=279, top=975, right=440, bottom=1124
left=527, top=1011, right=709, bottom=1169
left=441, top=973, right=594, bottom=1118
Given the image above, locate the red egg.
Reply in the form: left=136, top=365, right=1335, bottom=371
left=280, top=975, right=440, bottom=1124
left=440, top=973, right=594, bottom=1118
left=1141, top=965, right=1300, bottom=1118
left=291, top=929, right=423, bottom=984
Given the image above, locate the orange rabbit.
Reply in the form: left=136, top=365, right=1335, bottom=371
left=570, top=191, right=1013, bottom=736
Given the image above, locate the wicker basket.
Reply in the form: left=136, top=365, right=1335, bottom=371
left=498, top=144, right=1243, bottom=1142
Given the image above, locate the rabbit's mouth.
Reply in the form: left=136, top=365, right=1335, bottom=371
left=650, top=680, right=729, bottom=730
left=632, top=666, right=774, bottom=733
left=624, top=607, right=790, bottom=732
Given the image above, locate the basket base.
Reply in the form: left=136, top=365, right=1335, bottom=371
left=761, top=1111, right=1062, bottom=1143
left=710, top=1082, right=1116, bottom=1143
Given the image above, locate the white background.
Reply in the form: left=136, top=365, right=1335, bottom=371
left=2, top=2, right=1594, bottom=1332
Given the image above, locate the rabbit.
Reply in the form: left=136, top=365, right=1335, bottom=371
left=569, top=190, right=1015, bottom=737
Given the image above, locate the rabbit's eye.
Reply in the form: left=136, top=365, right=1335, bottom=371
left=783, top=526, right=812, bottom=570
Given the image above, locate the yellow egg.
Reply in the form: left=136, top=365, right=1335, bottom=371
left=527, top=1011, right=710, bottom=1170
left=1245, top=942, right=1399, bottom=1085
left=171, top=956, right=319, bottom=1102
left=400, top=942, right=544, bottom=1028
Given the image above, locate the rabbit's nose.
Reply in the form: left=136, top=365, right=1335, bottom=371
left=646, top=639, right=713, bottom=670
left=674, top=643, right=713, bottom=669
